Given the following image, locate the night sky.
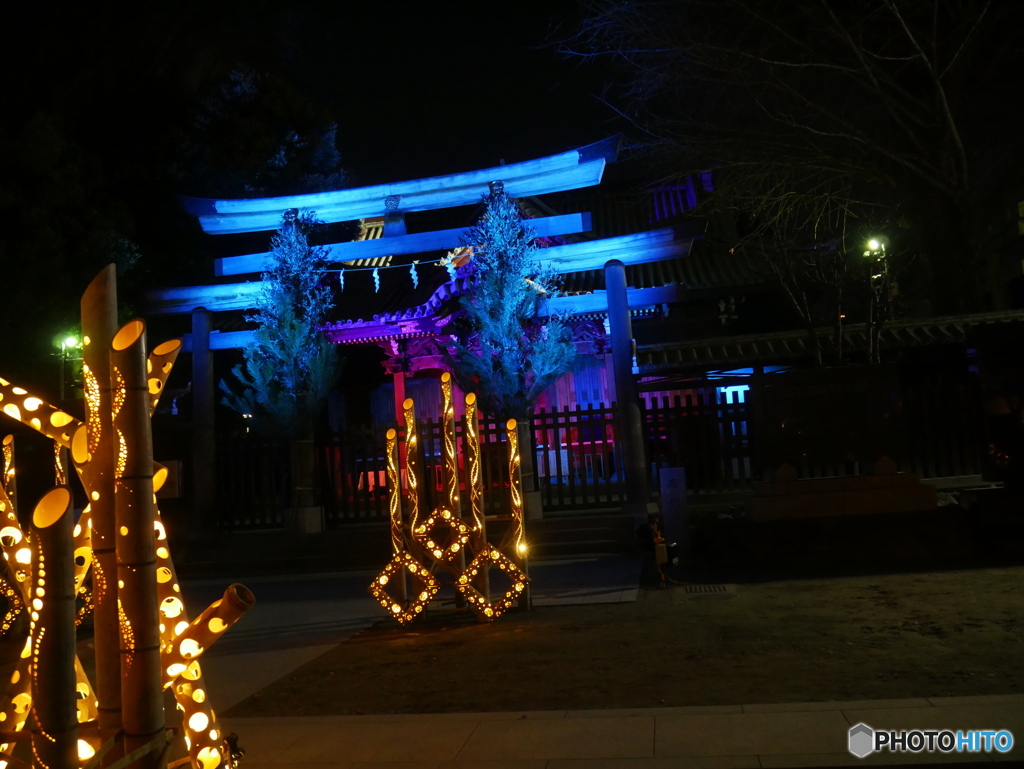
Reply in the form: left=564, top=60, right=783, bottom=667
left=0, top=2, right=617, bottom=382
left=295, top=2, right=616, bottom=184
left=1, top=2, right=615, bottom=187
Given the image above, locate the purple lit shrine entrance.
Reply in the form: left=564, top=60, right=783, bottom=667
left=150, top=138, right=703, bottom=529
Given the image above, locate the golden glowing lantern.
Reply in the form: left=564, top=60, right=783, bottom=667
left=0, top=266, right=252, bottom=769
left=368, top=386, right=528, bottom=625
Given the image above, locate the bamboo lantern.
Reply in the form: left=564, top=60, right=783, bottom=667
left=81, top=264, right=122, bottom=746
left=456, top=547, right=529, bottom=621
left=0, top=639, right=33, bottom=762
left=54, top=441, right=68, bottom=487
left=0, top=265, right=252, bottom=769
left=384, top=429, right=407, bottom=604
left=0, top=382, right=81, bottom=449
left=162, top=585, right=252, bottom=687
left=385, top=429, right=403, bottom=555
left=504, top=419, right=530, bottom=610
left=411, top=507, right=470, bottom=565
left=367, top=552, right=439, bottom=624
left=401, top=398, right=422, bottom=534
left=463, top=393, right=486, bottom=552
left=439, top=373, right=460, bottom=514
left=2, top=434, right=17, bottom=511
left=0, top=437, right=26, bottom=635
left=29, top=487, right=77, bottom=769
left=111, top=319, right=164, bottom=769
left=146, top=341, right=181, bottom=416
left=150, top=504, right=234, bottom=769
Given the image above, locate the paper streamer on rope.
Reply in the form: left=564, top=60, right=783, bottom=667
left=373, top=267, right=380, bottom=293
left=410, top=261, right=419, bottom=289
left=338, top=268, right=344, bottom=292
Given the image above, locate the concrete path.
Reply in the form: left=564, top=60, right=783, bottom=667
left=179, top=557, right=1023, bottom=768
left=221, top=695, right=1024, bottom=768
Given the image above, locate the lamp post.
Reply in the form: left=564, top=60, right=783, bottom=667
left=56, top=335, right=82, bottom=401
left=54, top=335, right=81, bottom=485
left=863, top=238, right=890, bottom=364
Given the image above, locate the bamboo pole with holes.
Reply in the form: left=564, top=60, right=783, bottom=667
left=2, top=434, right=17, bottom=511
left=440, top=374, right=466, bottom=586
left=464, top=393, right=488, bottom=603
left=402, top=398, right=422, bottom=537
left=30, top=487, right=76, bottom=769
left=384, top=429, right=407, bottom=603
left=81, top=264, right=123, bottom=752
left=111, top=320, right=164, bottom=769
left=505, top=419, right=530, bottom=610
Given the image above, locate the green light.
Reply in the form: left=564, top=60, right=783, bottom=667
left=63, top=336, right=80, bottom=349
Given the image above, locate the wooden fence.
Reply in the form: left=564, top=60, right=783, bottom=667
left=212, top=375, right=984, bottom=530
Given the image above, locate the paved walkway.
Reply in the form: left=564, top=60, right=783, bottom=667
left=179, top=557, right=1023, bottom=768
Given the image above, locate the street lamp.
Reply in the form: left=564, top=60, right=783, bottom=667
left=54, top=334, right=82, bottom=401
left=863, top=237, right=890, bottom=364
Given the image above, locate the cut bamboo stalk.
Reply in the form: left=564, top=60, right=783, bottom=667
left=81, top=264, right=122, bottom=752
left=111, top=320, right=164, bottom=769
left=402, top=398, right=422, bottom=535
left=30, top=487, right=76, bottom=769
left=505, top=419, right=530, bottom=611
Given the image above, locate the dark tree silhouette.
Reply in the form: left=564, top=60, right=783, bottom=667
left=564, top=0, right=1024, bottom=315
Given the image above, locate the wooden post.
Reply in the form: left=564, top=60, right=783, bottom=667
left=111, top=320, right=165, bottom=769
left=80, top=265, right=123, bottom=751
left=30, top=487, right=77, bottom=769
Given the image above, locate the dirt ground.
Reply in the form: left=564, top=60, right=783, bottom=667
left=228, top=563, right=1024, bottom=717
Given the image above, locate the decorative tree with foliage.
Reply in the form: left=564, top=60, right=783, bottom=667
left=446, top=184, right=577, bottom=422
left=221, top=210, right=337, bottom=528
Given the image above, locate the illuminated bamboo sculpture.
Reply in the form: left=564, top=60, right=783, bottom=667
left=502, top=418, right=530, bottom=609
left=112, top=319, right=165, bottom=768
left=369, top=388, right=528, bottom=624
left=384, top=429, right=407, bottom=604
left=463, top=393, right=486, bottom=549
left=161, top=585, right=253, bottom=687
left=402, top=398, right=422, bottom=534
left=30, top=487, right=77, bottom=769
left=0, top=266, right=251, bottom=769
left=463, top=393, right=489, bottom=605
left=3, top=434, right=17, bottom=511
left=440, top=374, right=460, bottom=514
left=81, top=264, right=122, bottom=747
left=0, top=435, right=25, bottom=635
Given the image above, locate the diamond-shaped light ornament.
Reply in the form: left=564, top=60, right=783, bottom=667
left=412, top=506, right=471, bottom=562
left=456, top=547, right=528, bottom=621
left=368, top=551, right=440, bottom=624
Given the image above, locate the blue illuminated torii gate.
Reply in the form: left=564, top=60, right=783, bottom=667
left=155, top=137, right=699, bottom=519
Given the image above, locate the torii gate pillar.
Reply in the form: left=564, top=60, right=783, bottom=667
left=191, top=306, right=216, bottom=535
left=604, top=260, right=650, bottom=510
